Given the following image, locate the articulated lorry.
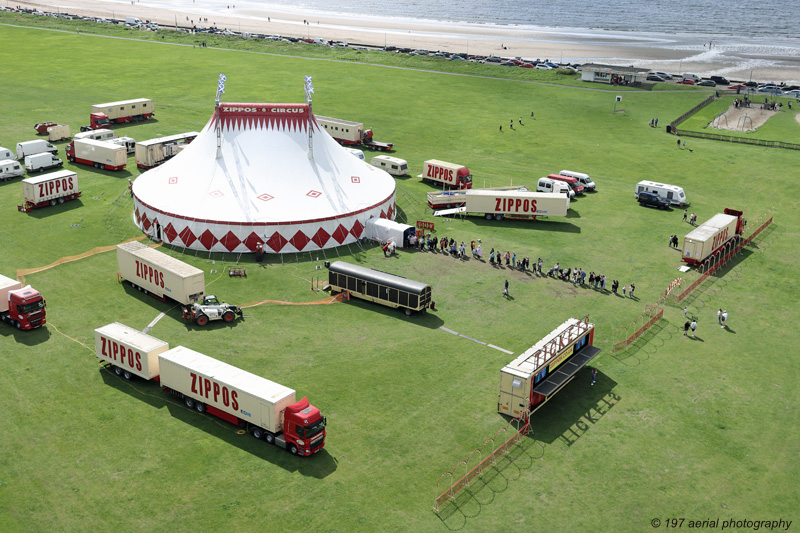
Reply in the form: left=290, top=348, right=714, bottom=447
left=94, top=324, right=327, bottom=456
left=81, top=98, right=154, bottom=131
left=0, top=274, right=46, bottom=330
left=17, top=170, right=81, bottom=212
left=682, top=208, right=744, bottom=265
left=116, top=241, right=205, bottom=304
left=315, top=115, right=394, bottom=151
left=420, top=159, right=473, bottom=190
left=135, top=132, right=199, bottom=169
left=65, top=138, right=127, bottom=170
left=428, top=188, right=570, bottom=220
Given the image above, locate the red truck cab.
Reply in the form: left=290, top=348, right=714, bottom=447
left=3, top=285, right=46, bottom=330
left=81, top=113, right=110, bottom=132
left=282, top=397, right=327, bottom=456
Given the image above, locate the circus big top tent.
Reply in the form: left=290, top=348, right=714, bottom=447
left=131, top=102, right=397, bottom=253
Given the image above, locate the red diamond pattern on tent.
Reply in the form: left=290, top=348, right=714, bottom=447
left=257, top=193, right=274, bottom=202
left=163, top=223, right=178, bottom=242
left=220, top=231, right=242, bottom=252
left=311, top=227, right=330, bottom=248
left=266, top=231, right=288, bottom=252
left=243, top=232, right=264, bottom=252
left=387, top=204, right=394, bottom=219
left=331, top=224, right=349, bottom=244
left=141, top=213, right=151, bottom=231
left=134, top=208, right=140, bottom=224
left=306, top=190, right=321, bottom=198
left=209, top=190, right=224, bottom=198
left=351, top=176, right=360, bottom=183
left=290, top=230, right=310, bottom=251
left=179, top=227, right=197, bottom=247
left=199, top=229, right=219, bottom=250
left=380, top=210, right=387, bottom=219
left=168, top=177, right=178, bottom=184
left=350, top=220, right=364, bottom=238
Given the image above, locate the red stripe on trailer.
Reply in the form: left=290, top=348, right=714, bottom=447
left=206, top=404, right=240, bottom=425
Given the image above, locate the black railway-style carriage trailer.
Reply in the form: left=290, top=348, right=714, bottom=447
left=326, top=261, right=432, bottom=315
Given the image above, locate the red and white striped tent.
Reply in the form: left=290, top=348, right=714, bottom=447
left=131, top=103, right=396, bottom=253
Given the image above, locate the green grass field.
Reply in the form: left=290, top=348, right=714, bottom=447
left=680, top=95, right=799, bottom=140
left=1, top=17, right=798, bottom=532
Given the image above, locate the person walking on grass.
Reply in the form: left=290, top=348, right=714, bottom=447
left=591, top=368, right=597, bottom=386
left=717, top=308, right=723, bottom=325
left=721, top=310, right=728, bottom=328
left=690, top=318, right=697, bottom=337
left=503, top=279, right=509, bottom=298
left=684, top=320, right=690, bottom=336
left=629, top=283, right=636, bottom=298
left=683, top=209, right=688, bottom=222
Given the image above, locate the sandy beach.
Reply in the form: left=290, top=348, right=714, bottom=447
left=15, top=0, right=800, bottom=83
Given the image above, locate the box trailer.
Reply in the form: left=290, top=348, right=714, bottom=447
left=315, top=115, right=394, bottom=151
left=91, top=98, right=154, bottom=123
left=420, top=159, right=473, bottom=190
left=65, top=138, right=127, bottom=170
left=46, top=124, right=72, bottom=142
left=16, top=139, right=58, bottom=160
left=428, top=188, right=569, bottom=220
left=158, top=345, right=327, bottom=456
left=94, top=322, right=169, bottom=380
left=18, top=170, right=81, bottom=211
left=0, top=159, right=25, bottom=181
left=682, top=209, right=744, bottom=265
left=135, top=132, right=199, bottom=169
left=116, top=241, right=205, bottom=304
left=0, top=274, right=46, bottom=330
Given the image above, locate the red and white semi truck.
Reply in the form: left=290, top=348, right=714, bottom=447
left=65, top=138, right=127, bottom=170
left=0, top=274, right=46, bottom=330
left=682, top=208, right=744, bottom=265
left=81, top=98, right=154, bottom=131
left=135, top=132, right=199, bottom=169
left=116, top=241, right=205, bottom=305
left=420, top=159, right=473, bottom=190
left=17, top=170, right=81, bottom=212
left=315, top=115, right=394, bottom=151
left=428, top=188, right=569, bottom=220
left=94, top=323, right=327, bottom=456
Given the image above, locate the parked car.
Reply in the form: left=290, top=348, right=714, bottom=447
left=743, top=81, right=758, bottom=87
left=535, top=63, right=553, bottom=70
left=654, top=72, right=673, bottom=79
left=500, top=61, right=515, bottom=66
left=728, top=84, right=747, bottom=90
left=544, top=62, right=559, bottom=68
left=697, top=80, right=716, bottom=87
left=679, top=78, right=695, bottom=85
left=647, top=74, right=667, bottom=82
left=519, top=63, right=534, bottom=68
left=783, top=89, right=800, bottom=98
left=637, top=191, right=671, bottom=210
left=710, top=76, right=729, bottom=85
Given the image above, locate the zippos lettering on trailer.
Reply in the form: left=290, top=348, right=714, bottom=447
left=712, top=228, right=730, bottom=249
left=427, top=166, right=453, bottom=182
left=38, top=177, right=74, bottom=197
left=100, top=335, right=143, bottom=370
left=494, top=197, right=538, bottom=213
left=190, top=372, right=239, bottom=410
left=134, top=260, right=165, bottom=288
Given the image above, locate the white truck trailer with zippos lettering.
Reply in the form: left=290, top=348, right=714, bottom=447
left=116, top=241, right=205, bottom=304
left=428, top=188, right=569, bottom=220
left=94, top=322, right=169, bottom=380
left=17, top=170, right=81, bottom=212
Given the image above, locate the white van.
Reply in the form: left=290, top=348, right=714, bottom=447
left=538, top=177, right=574, bottom=198
left=343, top=147, right=365, bottom=161
left=682, top=73, right=701, bottom=83
left=0, top=159, right=25, bottom=181
left=635, top=180, right=688, bottom=207
left=370, top=155, right=408, bottom=176
left=559, top=170, right=595, bottom=191
left=125, top=16, right=142, bottom=26
left=0, top=146, right=14, bottom=160
left=25, top=153, right=63, bottom=173
left=16, top=140, right=58, bottom=160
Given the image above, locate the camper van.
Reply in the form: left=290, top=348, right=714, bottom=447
left=370, top=155, right=408, bottom=176
left=634, top=180, right=688, bottom=207
left=343, top=147, right=365, bottom=160
left=0, top=159, right=25, bottom=181
left=74, top=129, right=116, bottom=142
left=559, top=170, right=595, bottom=191
left=537, top=177, right=574, bottom=198
left=0, top=146, right=14, bottom=161
left=16, top=140, right=58, bottom=160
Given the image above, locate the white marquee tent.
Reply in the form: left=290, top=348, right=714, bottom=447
left=131, top=102, right=396, bottom=253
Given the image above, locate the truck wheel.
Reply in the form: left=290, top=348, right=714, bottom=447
left=50, top=200, right=57, bottom=206
left=404, top=308, right=413, bottom=316
left=15, top=320, right=22, bottom=330
left=58, top=198, right=64, bottom=204
left=289, top=444, right=299, bottom=455
left=123, top=370, right=132, bottom=380
left=114, top=366, right=123, bottom=376
left=195, top=314, right=209, bottom=326
left=485, top=213, right=492, bottom=220
left=184, top=397, right=195, bottom=409
left=195, top=402, right=205, bottom=413
left=265, top=433, right=275, bottom=445
left=250, top=426, right=264, bottom=440
left=222, top=311, right=235, bottom=323
left=494, top=214, right=504, bottom=221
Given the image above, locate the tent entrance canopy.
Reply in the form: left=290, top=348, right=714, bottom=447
left=533, top=345, right=601, bottom=397
left=364, top=218, right=414, bottom=247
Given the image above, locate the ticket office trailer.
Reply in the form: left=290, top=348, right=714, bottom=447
left=95, top=322, right=169, bottom=380
left=18, top=170, right=81, bottom=211
left=635, top=180, right=688, bottom=207
left=91, top=98, right=154, bottom=122
left=327, top=260, right=432, bottom=315
left=498, top=318, right=600, bottom=417
left=431, top=189, right=570, bottom=220
left=135, top=132, right=199, bottom=169
left=116, top=241, right=205, bottom=304
left=682, top=209, right=744, bottom=265
left=159, top=346, right=327, bottom=456
left=420, top=159, right=473, bottom=190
